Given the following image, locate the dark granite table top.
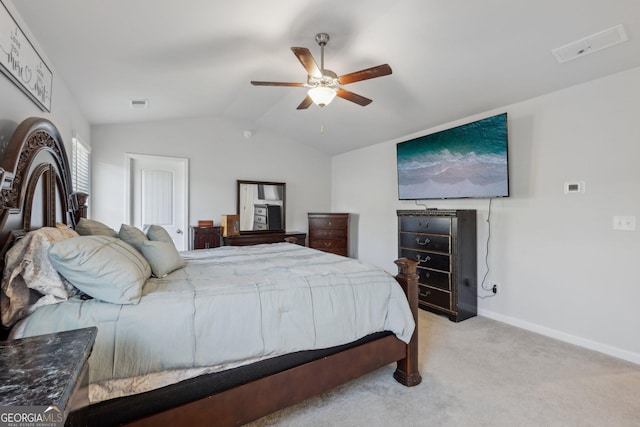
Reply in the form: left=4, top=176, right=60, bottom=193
left=0, top=327, right=97, bottom=408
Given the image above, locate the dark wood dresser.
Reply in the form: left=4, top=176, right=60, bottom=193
left=224, top=231, right=306, bottom=246
left=397, top=209, right=477, bottom=322
left=190, top=226, right=221, bottom=249
left=308, top=213, right=350, bottom=257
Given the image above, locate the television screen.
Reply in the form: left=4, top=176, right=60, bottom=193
left=396, top=113, right=509, bottom=200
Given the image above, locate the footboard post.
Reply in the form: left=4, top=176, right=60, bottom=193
left=393, top=258, right=422, bottom=386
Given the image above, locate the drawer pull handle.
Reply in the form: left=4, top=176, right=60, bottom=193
left=416, top=255, right=431, bottom=263
left=419, top=289, right=431, bottom=297
left=326, top=221, right=332, bottom=226
left=416, top=237, right=431, bottom=245
left=417, top=220, right=430, bottom=229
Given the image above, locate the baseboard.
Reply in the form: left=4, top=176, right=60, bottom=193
left=478, top=308, right=640, bottom=365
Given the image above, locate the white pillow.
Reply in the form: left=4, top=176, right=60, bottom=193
left=139, top=240, right=185, bottom=278
left=48, top=236, right=151, bottom=304
left=119, top=224, right=148, bottom=252
left=144, top=224, right=174, bottom=244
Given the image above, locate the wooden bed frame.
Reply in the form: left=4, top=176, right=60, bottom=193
left=0, top=117, right=421, bottom=426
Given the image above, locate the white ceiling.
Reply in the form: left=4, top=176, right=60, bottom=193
left=12, top=0, right=640, bottom=155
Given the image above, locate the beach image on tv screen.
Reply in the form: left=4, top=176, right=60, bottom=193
left=397, top=113, right=509, bottom=199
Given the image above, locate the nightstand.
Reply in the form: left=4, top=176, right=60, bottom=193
left=0, top=327, right=97, bottom=424
left=190, top=226, right=222, bottom=249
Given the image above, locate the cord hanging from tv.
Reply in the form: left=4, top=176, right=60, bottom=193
left=396, top=113, right=510, bottom=200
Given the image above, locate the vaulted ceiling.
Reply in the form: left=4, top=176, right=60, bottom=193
left=12, top=0, right=640, bottom=155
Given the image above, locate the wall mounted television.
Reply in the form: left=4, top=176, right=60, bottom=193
left=396, top=112, right=509, bottom=200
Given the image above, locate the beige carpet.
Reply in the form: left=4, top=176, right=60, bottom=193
left=248, top=310, right=640, bottom=426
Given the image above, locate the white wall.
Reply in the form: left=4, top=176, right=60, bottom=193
left=332, top=66, right=640, bottom=364
left=91, top=116, right=332, bottom=233
left=0, top=1, right=90, bottom=153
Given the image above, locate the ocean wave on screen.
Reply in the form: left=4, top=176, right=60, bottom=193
left=397, top=149, right=507, bottom=184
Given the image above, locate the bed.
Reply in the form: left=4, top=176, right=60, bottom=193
left=0, top=117, right=421, bottom=426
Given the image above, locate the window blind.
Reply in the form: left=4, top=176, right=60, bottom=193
left=72, top=137, right=91, bottom=194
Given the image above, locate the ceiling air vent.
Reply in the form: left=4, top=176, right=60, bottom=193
left=552, top=24, right=628, bottom=63
left=129, top=99, right=149, bottom=109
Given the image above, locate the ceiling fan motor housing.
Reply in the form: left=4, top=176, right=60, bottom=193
left=307, top=69, right=338, bottom=90
left=315, top=33, right=330, bottom=46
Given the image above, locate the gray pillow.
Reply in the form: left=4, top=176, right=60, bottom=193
left=139, top=240, right=185, bottom=278
left=144, top=224, right=173, bottom=244
left=75, top=218, right=118, bottom=238
left=119, top=224, right=148, bottom=252
left=48, top=236, right=151, bottom=304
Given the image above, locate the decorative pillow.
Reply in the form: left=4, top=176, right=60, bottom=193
left=75, top=218, right=118, bottom=238
left=144, top=224, right=174, bottom=244
left=48, top=236, right=151, bottom=304
left=1, top=225, right=79, bottom=327
left=139, top=240, right=186, bottom=278
left=119, top=224, right=148, bottom=252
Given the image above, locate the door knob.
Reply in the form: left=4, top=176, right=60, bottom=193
left=176, top=229, right=183, bottom=234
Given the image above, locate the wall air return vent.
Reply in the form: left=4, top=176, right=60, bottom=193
left=129, top=99, right=149, bottom=109
left=552, top=24, right=628, bottom=63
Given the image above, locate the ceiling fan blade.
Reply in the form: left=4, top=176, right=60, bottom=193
left=336, top=89, right=373, bottom=106
left=338, top=64, right=392, bottom=85
left=251, top=81, right=305, bottom=87
left=291, top=47, right=322, bottom=78
left=296, top=95, right=313, bottom=110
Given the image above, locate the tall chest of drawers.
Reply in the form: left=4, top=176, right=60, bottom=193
left=397, top=210, right=477, bottom=322
left=308, top=213, right=350, bottom=257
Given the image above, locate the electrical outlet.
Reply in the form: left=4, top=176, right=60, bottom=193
left=492, top=284, right=498, bottom=294
left=613, top=215, right=636, bottom=231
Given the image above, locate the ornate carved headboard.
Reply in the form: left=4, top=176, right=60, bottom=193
left=0, top=117, right=87, bottom=275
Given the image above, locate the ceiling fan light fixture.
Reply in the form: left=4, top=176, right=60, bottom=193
left=308, top=86, right=336, bottom=107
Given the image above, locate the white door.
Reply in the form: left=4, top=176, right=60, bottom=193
left=126, top=154, right=189, bottom=251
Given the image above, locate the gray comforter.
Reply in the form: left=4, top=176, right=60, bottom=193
left=15, top=243, right=414, bottom=384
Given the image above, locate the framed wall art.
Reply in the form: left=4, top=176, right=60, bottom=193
left=0, top=1, right=53, bottom=112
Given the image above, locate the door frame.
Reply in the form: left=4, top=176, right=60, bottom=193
left=124, top=153, right=189, bottom=249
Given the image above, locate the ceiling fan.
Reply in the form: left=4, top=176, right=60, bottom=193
left=251, top=33, right=392, bottom=109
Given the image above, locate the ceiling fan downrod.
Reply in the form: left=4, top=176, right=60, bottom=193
left=315, top=33, right=330, bottom=71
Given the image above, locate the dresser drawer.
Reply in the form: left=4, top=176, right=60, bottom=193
left=254, top=206, right=267, bottom=216
left=309, top=228, right=347, bottom=239
left=310, top=239, right=347, bottom=252
left=418, top=284, right=452, bottom=311
left=309, top=217, right=348, bottom=230
left=401, top=249, right=450, bottom=272
left=317, top=247, right=348, bottom=257
left=253, top=222, right=268, bottom=230
left=400, top=216, right=450, bottom=235
left=399, top=233, right=450, bottom=253
left=417, top=267, right=450, bottom=291
left=254, top=215, right=267, bottom=224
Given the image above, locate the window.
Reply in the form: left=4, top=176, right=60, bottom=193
left=71, top=135, right=91, bottom=195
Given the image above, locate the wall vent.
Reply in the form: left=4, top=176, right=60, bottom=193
left=129, top=99, right=149, bottom=109
left=552, top=24, right=628, bottom=63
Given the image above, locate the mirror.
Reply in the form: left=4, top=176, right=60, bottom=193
left=237, top=180, right=286, bottom=233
